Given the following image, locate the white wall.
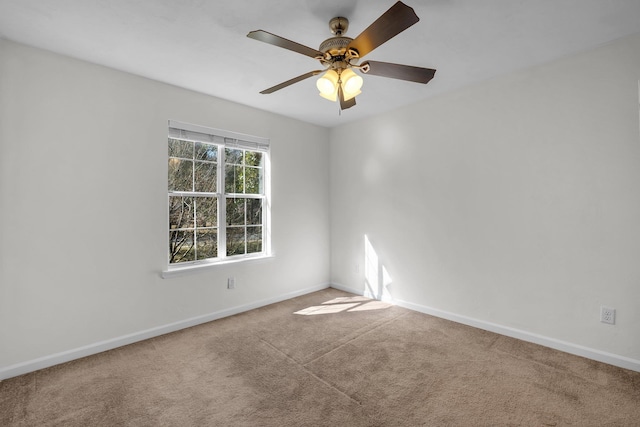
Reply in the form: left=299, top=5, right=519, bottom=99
left=330, top=33, right=640, bottom=368
left=0, top=40, right=330, bottom=376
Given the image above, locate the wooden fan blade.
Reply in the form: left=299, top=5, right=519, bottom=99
left=347, top=1, right=419, bottom=59
left=260, top=70, right=323, bottom=94
left=247, top=30, right=324, bottom=59
left=361, top=60, right=436, bottom=84
left=338, top=85, right=356, bottom=110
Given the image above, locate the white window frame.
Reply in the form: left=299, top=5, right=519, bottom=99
left=163, top=120, right=271, bottom=278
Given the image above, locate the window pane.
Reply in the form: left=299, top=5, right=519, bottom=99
left=196, top=197, right=217, bottom=227
left=194, top=161, right=217, bottom=193
left=225, top=148, right=243, bottom=165
left=196, top=230, right=217, bottom=259
left=226, top=227, right=245, bottom=256
left=245, top=151, right=263, bottom=167
left=169, top=229, right=195, bottom=263
left=169, top=196, right=195, bottom=230
left=247, top=226, right=262, bottom=254
left=225, top=165, right=244, bottom=193
left=195, top=142, right=217, bottom=161
left=245, top=166, right=262, bottom=194
left=168, top=138, right=193, bottom=158
left=168, top=158, right=193, bottom=192
left=226, top=198, right=245, bottom=226
left=169, top=127, right=268, bottom=264
left=247, top=198, right=262, bottom=225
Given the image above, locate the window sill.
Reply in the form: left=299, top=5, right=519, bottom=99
left=161, top=254, right=274, bottom=279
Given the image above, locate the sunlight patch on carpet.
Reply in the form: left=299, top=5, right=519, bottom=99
left=294, top=296, right=393, bottom=316
left=294, top=303, right=361, bottom=315
left=322, top=296, right=372, bottom=305
left=348, top=301, right=392, bottom=312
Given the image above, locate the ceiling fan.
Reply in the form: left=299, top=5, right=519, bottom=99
left=247, top=1, right=436, bottom=111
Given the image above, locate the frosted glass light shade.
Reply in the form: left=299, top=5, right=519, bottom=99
left=317, top=70, right=339, bottom=101
left=341, top=68, right=363, bottom=101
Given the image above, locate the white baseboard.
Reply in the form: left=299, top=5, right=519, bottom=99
left=0, top=283, right=330, bottom=381
left=330, top=282, right=362, bottom=295
left=330, top=282, right=640, bottom=373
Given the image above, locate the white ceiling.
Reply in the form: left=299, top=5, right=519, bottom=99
left=1, top=0, right=640, bottom=128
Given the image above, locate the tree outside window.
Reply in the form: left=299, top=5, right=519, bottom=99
left=168, top=126, right=268, bottom=265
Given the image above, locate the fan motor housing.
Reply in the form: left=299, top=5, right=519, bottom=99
left=319, top=36, right=353, bottom=56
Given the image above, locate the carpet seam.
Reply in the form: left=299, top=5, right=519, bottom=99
left=301, top=312, right=411, bottom=367
left=257, top=337, right=363, bottom=406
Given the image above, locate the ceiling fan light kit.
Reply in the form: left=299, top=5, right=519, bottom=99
left=317, top=68, right=363, bottom=102
left=247, top=1, right=436, bottom=111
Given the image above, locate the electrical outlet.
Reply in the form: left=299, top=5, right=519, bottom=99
left=227, top=277, right=235, bottom=289
left=600, top=306, right=615, bottom=325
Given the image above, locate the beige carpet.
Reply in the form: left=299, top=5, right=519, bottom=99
left=1, top=288, right=639, bottom=426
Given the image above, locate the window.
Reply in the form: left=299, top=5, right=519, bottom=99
left=167, top=120, right=270, bottom=267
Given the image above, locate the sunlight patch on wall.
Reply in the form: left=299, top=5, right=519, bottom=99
left=364, top=234, right=393, bottom=302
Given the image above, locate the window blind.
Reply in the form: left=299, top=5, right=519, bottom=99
left=169, top=120, right=269, bottom=152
